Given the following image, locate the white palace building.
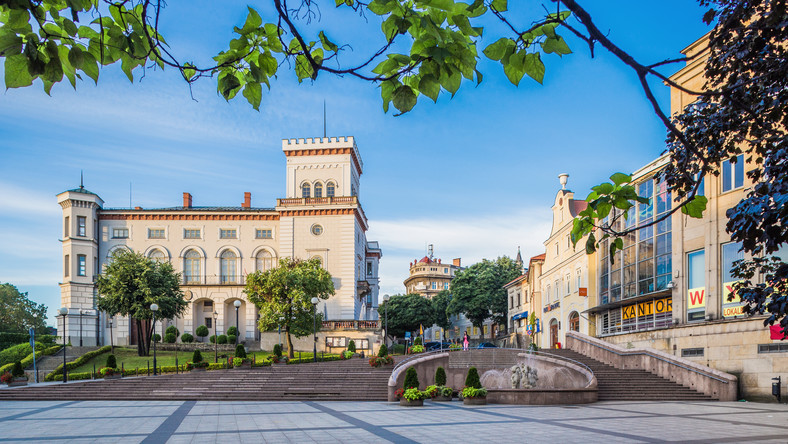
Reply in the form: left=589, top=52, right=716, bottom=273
left=57, top=136, right=383, bottom=351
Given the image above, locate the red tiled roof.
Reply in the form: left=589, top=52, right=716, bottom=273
left=503, top=274, right=527, bottom=288
left=530, top=253, right=546, bottom=262
left=418, top=256, right=431, bottom=263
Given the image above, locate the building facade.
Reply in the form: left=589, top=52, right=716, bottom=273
left=403, top=253, right=462, bottom=299
left=57, top=136, right=382, bottom=351
left=504, top=254, right=546, bottom=348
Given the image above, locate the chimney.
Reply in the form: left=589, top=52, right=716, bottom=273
left=183, top=192, right=192, bottom=208
left=438, top=259, right=441, bottom=264
left=242, top=192, right=251, bottom=208
left=453, top=258, right=461, bottom=267
left=134, top=206, right=142, bottom=210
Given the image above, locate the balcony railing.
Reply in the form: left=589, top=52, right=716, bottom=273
left=182, top=275, right=246, bottom=286
left=277, top=196, right=358, bottom=206
left=321, top=320, right=380, bottom=331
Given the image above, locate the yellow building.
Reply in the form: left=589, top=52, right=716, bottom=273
left=403, top=252, right=461, bottom=299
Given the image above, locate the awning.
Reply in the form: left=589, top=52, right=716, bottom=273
left=583, top=289, right=672, bottom=314
left=512, top=311, right=529, bottom=320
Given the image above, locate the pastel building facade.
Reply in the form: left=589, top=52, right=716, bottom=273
left=56, top=137, right=382, bottom=351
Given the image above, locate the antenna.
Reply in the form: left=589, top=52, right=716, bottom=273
left=129, top=182, right=132, bottom=209
left=79, top=170, right=84, bottom=189
left=323, top=100, right=326, bottom=138
left=428, top=244, right=434, bottom=260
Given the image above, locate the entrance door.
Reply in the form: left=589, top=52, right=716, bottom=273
left=549, top=319, right=558, bottom=349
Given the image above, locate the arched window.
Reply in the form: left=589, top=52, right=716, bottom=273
left=314, top=182, right=323, bottom=198
left=184, top=250, right=200, bottom=284
left=569, top=312, right=580, bottom=332
left=326, top=182, right=335, bottom=197
left=220, top=250, right=237, bottom=284
left=301, top=183, right=311, bottom=198
left=149, top=249, right=166, bottom=263
left=256, top=250, right=274, bottom=272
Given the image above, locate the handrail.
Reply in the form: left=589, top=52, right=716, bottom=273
left=569, top=334, right=731, bottom=384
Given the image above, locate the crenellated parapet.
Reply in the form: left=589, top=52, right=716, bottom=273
left=282, top=136, right=363, bottom=174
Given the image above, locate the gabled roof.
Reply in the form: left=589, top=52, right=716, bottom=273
left=503, top=274, right=527, bottom=288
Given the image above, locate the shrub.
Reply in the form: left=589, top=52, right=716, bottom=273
left=227, top=334, right=236, bottom=344
left=1, top=372, right=12, bottom=384
left=368, top=355, right=394, bottom=367
left=235, top=344, right=247, bottom=359
left=195, top=325, right=209, bottom=340
left=409, top=344, right=425, bottom=353
left=461, top=387, right=487, bottom=399
left=181, top=333, right=194, bottom=343
left=273, top=344, right=282, bottom=358
left=413, top=337, right=422, bottom=346
left=11, top=361, right=24, bottom=378
left=226, top=326, right=238, bottom=337
left=165, top=326, right=179, bottom=337
left=403, top=367, right=419, bottom=390
left=106, top=354, right=117, bottom=369
left=232, top=357, right=244, bottom=367
left=465, top=366, right=481, bottom=389
left=449, top=343, right=462, bottom=351
left=347, top=340, right=356, bottom=353
left=435, top=366, right=447, bottom=386
left=0, top=343, right=33, bottom=367
left=392, top=344, right=405, bottom=355
left=402, top=388, right=425, bottom=401
left=152, top=334, right=161, bottom=343
left=378, top=344, right=388, bottom=357
left=209, top=335, right=216, bottom=344
left=440, top=386, right=453, bottom=397
left=341, top=350, right=353, bottom=359
left=44, top=345, right=111, bottom=381
left=163, top=333, right=177, bottom=343
left=217, top=335, right=228, bottom=344
left=192, top=349, right=203, bottom=363
left=424, top=385, right=438, bottom=398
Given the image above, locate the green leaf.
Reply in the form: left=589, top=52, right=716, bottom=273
left=592, top=182, right=615, bottom=195
left=318, top=31, right=338, bottom=52
left=428, top=0, right=455, bottom=11
left=218, top=71, right=242, bottom=100
left=483, top=38, right=512, bottom=61
left=523, top=52, right=544, bottom=84
left=182, top=62, right=196, bottom=81
left=418, top=74, right=440, bottom=102
left=681, top=195, right=708, bottom=218
left=367, top=0, right=396, bottom=15
left=542, top=35, right=571, bottom=55
left=62, top=18, right=78, bottom=37
left=4, top=54, right=33, bottom=89
left=440, top=69, right=461, bottom=96
left=0, top=33, right=24, bottom=57
left=503, top=50, right=525, bottom=86
left=67, top=46, right=84, bottom=70
left=241, top=7, right=262, bottom=35
left=491, top=0, right=507, bottom=12
left=242, top=82, right=262, bottom=111
left=392, top=85, right=417, bottom=113
left=610, top=173, right=631, bottom=186
left=585, top=232, right=596, bottom=254
left=80, top=51, right=99, bottom=84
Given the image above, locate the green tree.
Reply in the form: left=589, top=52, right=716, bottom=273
left=0, top=283, right=47, bottom=334
left=447, top=257, right=521, bottom=340
left=431, top=290, right=452, bottom=338
left=378, top=293, right=433, bottom=339
left=96, top=250, right=187, bottom=357
left=245, top=257, right=334, bottom=359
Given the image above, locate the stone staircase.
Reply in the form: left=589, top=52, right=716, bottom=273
left=550, top=349, right=714, bottom=401
left=0, top=356, right=397, bottom=402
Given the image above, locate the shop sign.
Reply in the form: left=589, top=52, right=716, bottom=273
left=687, top=287, right=706, bottom=309
left=579, top=287, right=587, bottom=297
left=722, top=280, right=745, bottom=317
left=622, top=297, right=672, bottom=320
left=543, top=302, right=559, bottom=313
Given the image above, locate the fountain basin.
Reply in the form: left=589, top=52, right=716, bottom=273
left=486, top=387, right=597, bottom=405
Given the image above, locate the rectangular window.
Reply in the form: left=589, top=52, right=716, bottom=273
left=721, top=242, right=745, bottom=318
left=758, top=343, right=788, bottom=354
left=431, top=282, right=437, bottom=290
left=148, top=228, right=165, bottom=239
left=687, top=250, right=706, bottom=322
left=77, top=216, right=86, bottom=237
left=566, top=274, right=571, bottom=294
left=203, top=301, right=213, bottom=310
left=444, top=268, right=448, bottom=273
left=205, top=318, right=212, bottom=329
left=77, top=255, right=86, bottom=276
left=64, top=255, right=69, bottom=277
left=444, top=282, right=449, bottom=290
left=367, top=262, right=373, bottom=277
left=721, top=154, right=745, bottom=192
left=681, top=347, right=704, bottom=358
left=184, top=229, right=201, bottom=239
left=576, top=270, right=582, bottom=291
left=64, top=216, right=70, bottom=237
left=220, top=229, right=237, bottom=239
left=112, top=228, right=129, bottom=239
left=255, top=229, right=273, bottom=239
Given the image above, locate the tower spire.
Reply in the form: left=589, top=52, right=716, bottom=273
left=79, top=170, right=84, bottom=190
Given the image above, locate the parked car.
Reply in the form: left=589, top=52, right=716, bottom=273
left=425, top=342, right=453, bottom=351
left=477, top=342, right=498, bottom=349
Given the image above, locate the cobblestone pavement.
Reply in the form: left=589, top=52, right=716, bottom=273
left=0, top=400, right=786, bottom=443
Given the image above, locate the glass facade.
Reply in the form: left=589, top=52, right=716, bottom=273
left=687, top=249, right=706, bottom=322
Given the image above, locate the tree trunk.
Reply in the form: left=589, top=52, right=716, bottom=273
left=478, top=325, right=484, bottom=341
left=285, top=325, right=294, bottom=359
left=135, top=319, right=151, bottom=357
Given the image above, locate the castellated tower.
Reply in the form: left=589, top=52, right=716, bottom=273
left=56, top=183, right=103, bottom=347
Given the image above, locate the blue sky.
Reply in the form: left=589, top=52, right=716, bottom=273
left=0, top=1, right=711, bottom=324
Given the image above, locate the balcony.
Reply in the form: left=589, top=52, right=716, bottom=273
left=321, top=320, right=380, bottom=331
left=182, top=275, right=246, bottom=286
left=277, top=196, right=358, bottom=206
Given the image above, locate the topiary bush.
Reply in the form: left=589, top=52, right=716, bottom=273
left=217, top=335, right=228, bottom=344
left=378, top=344, right=388, bottom=357
left=181, top=333, right=194, bottom=343
left=465, top=366, right=481, bottom=389
left=152, top=334, right=161, bottom=343
left=347, top=340, right=356, bottom=353
left=413, top=337, right=422, bottom=346
left=235, top=344, right=247, bottom=359
left=165, top=326, right=179, bottom=337
left=403, top=367, right=420, bottom=390
left=273, top=343, right=282, bottom=358
left=226, top=326, right=238, bottom=337
left=11, top=361, right=25, bottom=378
left=106, top=354, right=117, bottom=369
left=227, top=334, right=236, bottom=344
left=209, top=335, right=217, bottom=344
left=435, top=366, right=447, bottom=386
left=192, top=349, right=203, bottom=363
left=163, top=333, right=177, bottom=343
left=195, top=325, right=209, bottom=341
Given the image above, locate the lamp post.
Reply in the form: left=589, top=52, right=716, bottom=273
left=150, top=303, right=159, bottom=376
left=278, top=316, right=284, bottom=349
left=213, top=310, right=218, bottom=363
left=382, top=294, right=390, bottom=347
left=108, top=317, right=114, bottom=354
left=234, top=300, right=241, bottom=344
left=78, top=309, right=84, bottom=347
left=311, top=297, right=319, bottom=362
left=58, top=307, right=68, bottom=383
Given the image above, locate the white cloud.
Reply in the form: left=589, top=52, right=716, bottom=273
left=0, top=181, right=61, bottom=217
left=368, top=208, right=553, bottom=297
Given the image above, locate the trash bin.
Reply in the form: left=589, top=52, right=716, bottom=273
left=772, top=376, right=781, bottom=403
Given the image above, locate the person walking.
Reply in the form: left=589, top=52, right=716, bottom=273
left=463, top=332, right=469, bottom=351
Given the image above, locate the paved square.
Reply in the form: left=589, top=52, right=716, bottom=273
left=0, top=400, right=786, bottom=443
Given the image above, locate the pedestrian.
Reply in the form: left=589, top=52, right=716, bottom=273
left=463, top=332, right=469, bottom=351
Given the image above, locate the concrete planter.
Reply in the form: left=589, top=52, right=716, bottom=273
left=433, top=395, right=453, bottom=402
left=190, top=367, right=207, bottom=372
left=399, top=398, right=424, bottom=407
left=103, top=374, right=121, bottom=380
left=463, top=397, right=487, bottom=406
left=8, top=377, right=28, bottom=387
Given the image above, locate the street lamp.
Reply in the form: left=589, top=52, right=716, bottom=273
left=382, top=294, right=390, bottom=347
left=278, top=316, right=284, bottom=349
left=108, top=317, right=114, bottom=354
left=213, top=310, right=218, bottom=363
left=79, top=309, right=84, bottom=347
left=58, top=307, right=68, bottom=383
left=150, top=303, right=159, bottom=376
left=234, top=300, right=241, bottom=344
left=311, top=297, right=319, bottom=362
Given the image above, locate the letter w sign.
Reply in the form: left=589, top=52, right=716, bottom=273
left=688, top=287, right=706, bottom=309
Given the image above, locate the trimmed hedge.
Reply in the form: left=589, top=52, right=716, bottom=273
left=226, top=326, right=238, bottom=337
left=181, top=333, right=194, bottom=343
left=45, top=346, right=111, bottom=381
left=0, top=345, right=61, bottom=374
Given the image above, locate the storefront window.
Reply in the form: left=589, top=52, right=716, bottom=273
left=721, top=242, right=744, bottom=318
left=687, top=250, right=706, bottom=322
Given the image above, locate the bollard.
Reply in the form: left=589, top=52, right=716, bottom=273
left=121, top=363, right=124, bottom=378
left=773, top=376, right=782, bottom=403
left=147, top=361, right=150, bottom=376
left=93, top=363, right=96, bottom=379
